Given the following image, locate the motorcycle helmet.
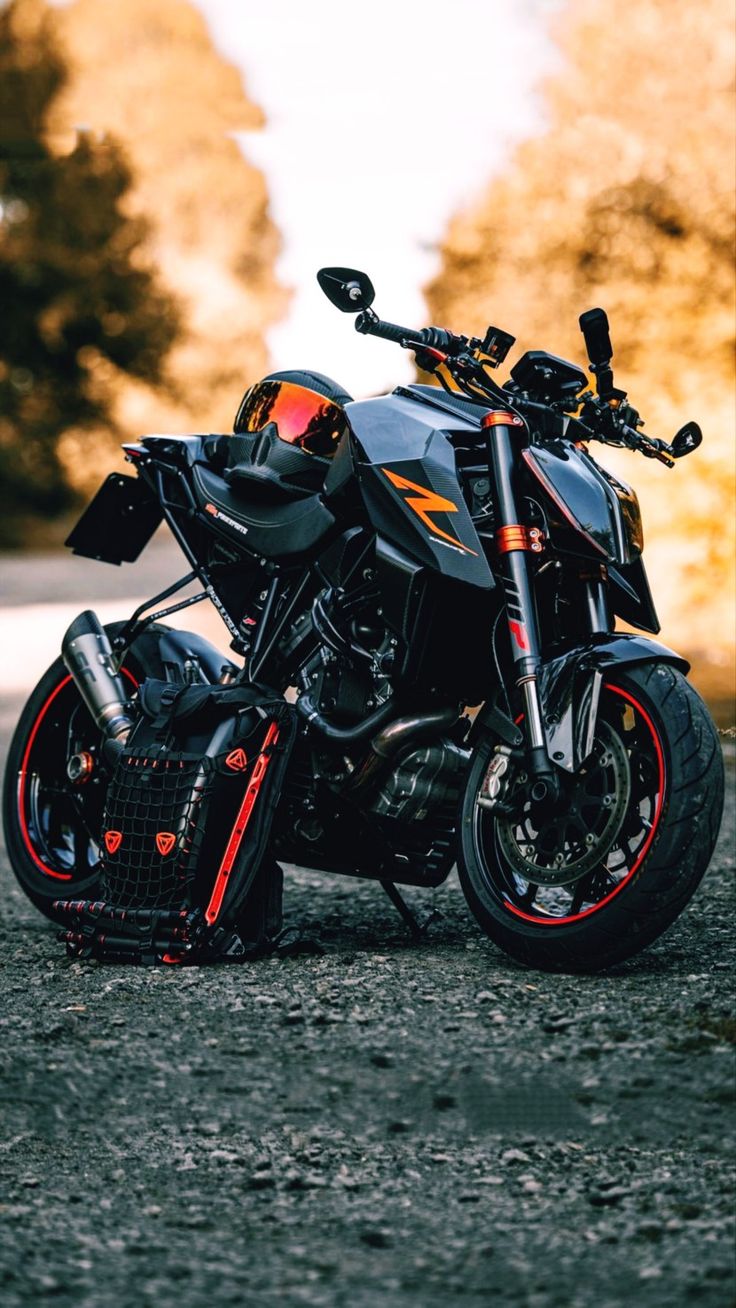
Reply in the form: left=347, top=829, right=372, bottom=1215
left=234, top=370, right=353, bottom=459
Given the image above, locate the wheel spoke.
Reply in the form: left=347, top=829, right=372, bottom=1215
left=64, top=790, right=99, bottom=847
left=518, top=881, right=539, bottom=909
left=569, top=870, right=597, bottom=915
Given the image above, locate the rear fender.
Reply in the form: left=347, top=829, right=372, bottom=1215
left=155, top=629, right=236, bottom=685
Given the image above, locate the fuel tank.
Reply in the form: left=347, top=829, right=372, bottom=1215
left=345, top=392, right=493, bottom=589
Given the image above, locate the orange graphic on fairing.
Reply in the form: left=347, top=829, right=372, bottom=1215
left=381, top=468, right=478, bottom=556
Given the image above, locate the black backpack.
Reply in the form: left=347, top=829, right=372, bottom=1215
left=55, top=681, right=297, bottom=964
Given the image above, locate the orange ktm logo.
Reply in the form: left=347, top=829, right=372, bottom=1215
left=104, top=830, right=122, bottom=855
left=155, top=832, right=177, bottom=857
left=225, top=748, right=248, bottom=772
left=381, top=468, right=478, bottom=556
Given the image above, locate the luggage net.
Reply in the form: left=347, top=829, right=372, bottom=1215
left=99, top=750, right=207, bottom=910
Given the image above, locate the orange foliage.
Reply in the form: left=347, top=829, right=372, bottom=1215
left=427, top=0, right=735, bottom=686
left=48, top=0, right=286, bottom=486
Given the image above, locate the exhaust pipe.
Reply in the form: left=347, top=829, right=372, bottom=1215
left=295, top=692, right=398, bottom=745
left=61, top=611, right=134, bottom=743
left=347, top=705, right=460, bottom=796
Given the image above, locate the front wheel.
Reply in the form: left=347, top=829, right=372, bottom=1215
left=458, top=663, right=724, bottom=972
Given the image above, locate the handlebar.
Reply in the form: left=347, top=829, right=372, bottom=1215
left=355, top=312, right=420, bottom=346
left=348, top=298, right=693, bottom=471
left=355, top=310, right=467, bottom=357
left=579, top=397, right=676, bottom=466
left=618, top=424, right=675, bottom=467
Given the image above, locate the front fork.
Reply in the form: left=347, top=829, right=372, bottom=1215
left=485, top=413, right=556, bottom=792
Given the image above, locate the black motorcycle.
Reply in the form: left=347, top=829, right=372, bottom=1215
left=2, top=266, right=724, bottom=969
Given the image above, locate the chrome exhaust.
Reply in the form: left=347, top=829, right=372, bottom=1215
left=61, top=610, right=134, bottom=743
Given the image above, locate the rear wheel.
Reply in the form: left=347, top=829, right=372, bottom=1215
left=458, top=663, right=724, bottom=971
left=2, top=623, right=166, bottom=924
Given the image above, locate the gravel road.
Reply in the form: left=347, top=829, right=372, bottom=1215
left=0, top=549, right=734, bottom=1308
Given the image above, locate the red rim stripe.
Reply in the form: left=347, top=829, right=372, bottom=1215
left=503, top=683, right=666, bottom=926
left=17, top=667, right=138, bottom=882
left=205, top=721, right=280, bottom=925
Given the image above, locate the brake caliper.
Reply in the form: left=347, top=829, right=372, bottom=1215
left=477, top=745, right=516, bottom=812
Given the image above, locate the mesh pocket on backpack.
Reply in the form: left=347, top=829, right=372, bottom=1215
left=100, top=751, right=211, bottom=909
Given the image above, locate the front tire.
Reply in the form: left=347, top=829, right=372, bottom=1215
left=458, top=663, right=724, bottom=971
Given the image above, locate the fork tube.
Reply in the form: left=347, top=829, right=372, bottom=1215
left=484, top=413, right=549, bottom=771
left=584, top=578, right=610, bottom=633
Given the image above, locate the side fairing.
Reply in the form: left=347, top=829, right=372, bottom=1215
left=345, top=394, right=494, bottom=589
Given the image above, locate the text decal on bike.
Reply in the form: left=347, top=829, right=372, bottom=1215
left=381, top=468, right=478, bottom=556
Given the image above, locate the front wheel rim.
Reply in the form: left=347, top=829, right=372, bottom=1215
left=472, top=682, right=666, bottom=926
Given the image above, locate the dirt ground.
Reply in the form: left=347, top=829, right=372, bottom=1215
left=0, top=676, right=734, bottom=1307
left=1, top=541, right=734, bottom=1307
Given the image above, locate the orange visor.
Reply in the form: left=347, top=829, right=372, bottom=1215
left=234, top=380, right=346, bottom=457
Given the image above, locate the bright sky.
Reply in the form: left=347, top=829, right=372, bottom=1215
left=193, top=0, right=559, bottom=396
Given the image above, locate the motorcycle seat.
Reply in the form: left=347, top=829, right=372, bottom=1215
left=192, top=464, right=336, bottom=559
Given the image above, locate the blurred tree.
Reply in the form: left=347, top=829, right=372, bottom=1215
left=51, top=0, right=286, bottom=482
left=427, top=0, right=735, bottom=672
left=0, top=0, right=180, bottom=544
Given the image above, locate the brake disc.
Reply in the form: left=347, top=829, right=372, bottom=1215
left=496, top=720, right=631, bottom=885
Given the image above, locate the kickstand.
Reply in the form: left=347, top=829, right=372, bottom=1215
left=380, top=880, right=438, bottom=941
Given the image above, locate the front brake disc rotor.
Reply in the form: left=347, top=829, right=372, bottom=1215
left=496, top=720, right=631, bottom=885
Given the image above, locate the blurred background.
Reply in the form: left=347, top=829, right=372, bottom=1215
left=0, top=0, right=733, bottom=719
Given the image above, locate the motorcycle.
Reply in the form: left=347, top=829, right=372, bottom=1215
left=2, top=265, right=724, bottom=968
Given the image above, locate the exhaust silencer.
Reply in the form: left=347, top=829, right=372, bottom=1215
left=61, top=610, right=134, bottom=742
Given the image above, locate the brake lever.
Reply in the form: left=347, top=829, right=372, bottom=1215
left=408, top=343, right=448, bottom=372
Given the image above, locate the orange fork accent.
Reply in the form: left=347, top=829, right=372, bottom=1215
left=481, top=411, right=526, bottom=429
left=204, top=721, right=280, bottom=926
left=495, top=525, right=544, bottom=555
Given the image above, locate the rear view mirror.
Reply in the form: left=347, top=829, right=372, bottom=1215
left=317, top=267, right=375, bottom=313
left=579, top=307, right=613, bottom=367
left=670, top=422, right=703, bottom=458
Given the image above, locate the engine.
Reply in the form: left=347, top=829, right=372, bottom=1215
left=367, top=738, right=466, bottom=822
left=291, top=573, right=396, bottom=727
left=272, top=575, right=469, bottom=886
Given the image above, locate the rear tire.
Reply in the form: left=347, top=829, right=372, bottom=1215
left=2, top=623, right=167, bottom=924
left=457, top=663, right=725, bottom=972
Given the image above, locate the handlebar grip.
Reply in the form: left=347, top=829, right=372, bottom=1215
left=355, top=314, right=467, bottom=357
left=579, top=307, right=613, bottom=367
left=356, top=313, right=421, bottom=345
